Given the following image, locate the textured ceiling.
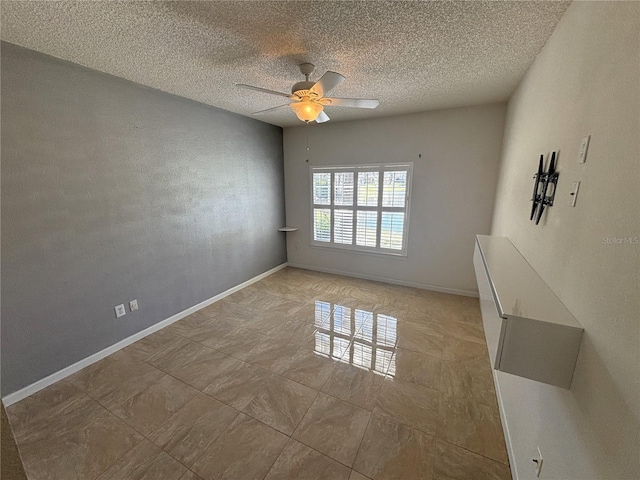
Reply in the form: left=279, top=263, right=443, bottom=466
left=1, top=1, right=570, bottom=127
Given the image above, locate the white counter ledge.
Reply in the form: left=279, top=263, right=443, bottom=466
left=473, top=235, right=584, bottom=389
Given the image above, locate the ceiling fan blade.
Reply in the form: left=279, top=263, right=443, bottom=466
left=316, top=111, right=330, bottom=123
left=321, top=97, right=380, bottom=109
left=237, top=84, right=294, bottom=98
left=310, top=71, right=345, bottom=97
left=252, top=103, right=292, bottom=115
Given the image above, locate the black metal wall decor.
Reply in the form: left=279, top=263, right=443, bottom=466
left=530, top=152, right=559, bottom=225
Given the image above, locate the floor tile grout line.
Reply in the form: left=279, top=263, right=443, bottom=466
left=89, top=439, right=139, bottom=480
left=316, top=342, right=352, bottom=392
left=173, top=409, right=244, bottom=478
left=435, top=349, right=509, bottom=466
left=287, top=434, right=360, bottom=471
left=165, top=416, right=238, bottom=479
left=368, top=406, right=439, bottom=440
left=194, top=342, right=333, bottom=394
left=68, top=354, right=167, bottom=410
left=436, top=347, right=445, bottom=439
left=101, top=430, right=197, bottom=480
left=437, top=437, right=511, bottom=467
left=259, top=436, right=294, bottom=480
left=289, top=389, right=321, bottom=438
left=352, top=411, right=511, bottom=477
left=350, top=409, right=374, bottom=474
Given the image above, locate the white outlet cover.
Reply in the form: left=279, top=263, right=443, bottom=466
left=578, top=134, right=590, bottom=163
left=129, top=299, right=139, bottom=311
left=115, top=304, right=126, bottom=318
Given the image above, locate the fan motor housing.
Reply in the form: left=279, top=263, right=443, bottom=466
left=291, top=81, right=316, bottom=96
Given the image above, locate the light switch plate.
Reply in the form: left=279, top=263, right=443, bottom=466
left=578, top=135, right=590, bottom=164
left=570, top=181, right=580, bottom=207
left=129, top=299, right=138, bottom=311
left=534, top=446, right=544, bottom=477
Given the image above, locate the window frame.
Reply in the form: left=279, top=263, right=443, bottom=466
left=309, top=162, right=413, bottom=257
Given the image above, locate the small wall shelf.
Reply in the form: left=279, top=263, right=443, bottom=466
left=278, top=227, right=299, bottom=232
left=473, top=235, right=584, bottom=389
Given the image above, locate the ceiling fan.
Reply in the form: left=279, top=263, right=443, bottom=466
left=237, top=63, right=379, bottom=123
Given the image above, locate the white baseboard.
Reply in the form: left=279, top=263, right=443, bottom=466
left=493, top=370, right=519, bottom=480
left=2, top=262, right=288, bottom=407
left=287, top=262, right=479, bottom=298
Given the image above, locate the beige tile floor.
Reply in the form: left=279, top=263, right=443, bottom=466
left=7, top=267, right=511, bottom=480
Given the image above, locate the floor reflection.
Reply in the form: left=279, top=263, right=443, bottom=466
left=313, top=300, right=398, bottom=376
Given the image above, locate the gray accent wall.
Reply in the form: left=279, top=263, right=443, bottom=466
left=1, top=42, right=286, bottom=395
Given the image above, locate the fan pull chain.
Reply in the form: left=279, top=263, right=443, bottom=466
left=305, top=123, right=310, bottom=163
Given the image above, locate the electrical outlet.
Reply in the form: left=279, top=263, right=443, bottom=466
left=114, top=304, right=126, bottom=318
left=578, top=134, right=590, bottom=163
left=533, top=446, right=543, bottom=477
left=129, top=299, right=138, bottom=311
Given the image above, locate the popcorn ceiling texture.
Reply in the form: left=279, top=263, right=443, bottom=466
left=1, top=1, right=570, bottom=127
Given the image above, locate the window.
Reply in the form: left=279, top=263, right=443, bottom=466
left=310, top=163, right=412, bottom=255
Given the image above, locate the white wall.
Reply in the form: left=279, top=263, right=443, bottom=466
left=490, top=2, right=639, bottom=479
left=284, top=103, right=506, bottom=295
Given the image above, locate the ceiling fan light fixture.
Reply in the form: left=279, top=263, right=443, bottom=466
left=290, top=97, right=323, bottom=122
left=238, top=64, right=377, bottom=124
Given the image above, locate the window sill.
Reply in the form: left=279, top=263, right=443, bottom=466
left=310, top=243, right=408, bottom=258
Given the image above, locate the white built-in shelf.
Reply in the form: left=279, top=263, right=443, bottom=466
left=278, top=227, right=299, bottom=232
left=473, top=234, right=584, bottom=389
